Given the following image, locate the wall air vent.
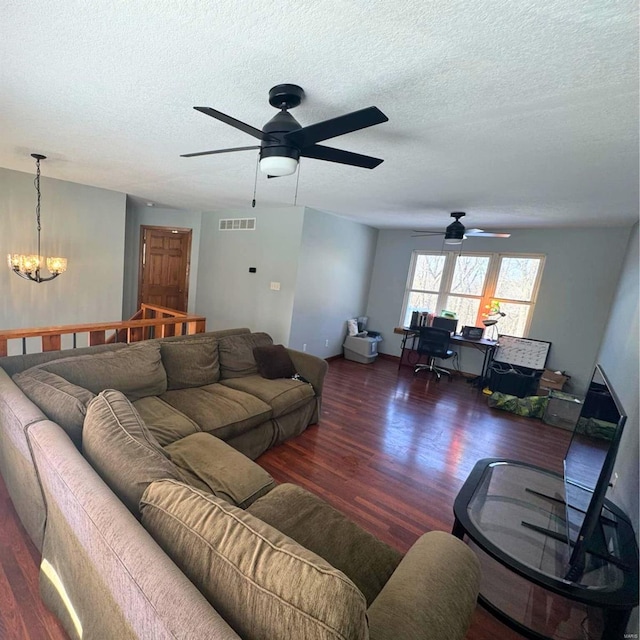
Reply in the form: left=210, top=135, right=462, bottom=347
left=219, top=218, right=256, bottom=231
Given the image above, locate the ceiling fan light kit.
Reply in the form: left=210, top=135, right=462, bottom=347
left=259, top=156, right=298, bottom=177
left=182, top=84, right=388, bottom=177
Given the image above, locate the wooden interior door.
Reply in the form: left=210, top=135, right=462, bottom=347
left=137, top=226, right=192, bottom=312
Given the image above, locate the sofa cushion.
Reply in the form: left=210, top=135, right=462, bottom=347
left=82, top=390, right=182, bottom=515
left=247, top=483, right=403, bottom=605
left=36, top=341, right=167, bottom=401
left=160, top=384, right=272, bottom=441
left=220, top=375, right=314, bottom=418
left=132, top=396, right=201, bottom=446
left=164, top=432, right=275, bottom=508
left=141, top=480, right=368, bottom=640
left=217, top=332, right=273, bottom=379
left=12, top=368, right=95, bottom=447
left=160, top=336, right=220, bottom=390
left=253, top=344, right=297, bottom=379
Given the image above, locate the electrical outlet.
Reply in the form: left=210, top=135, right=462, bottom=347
left=325, top=339, right=329, bottom=347
left=269, top=281, right=281, bottom=291
left=302, top=343, right=307, bottom=352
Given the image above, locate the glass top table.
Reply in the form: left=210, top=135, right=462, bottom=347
left=452, top=459, right=638, bottom=640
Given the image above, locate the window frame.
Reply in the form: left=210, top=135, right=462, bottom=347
left=400, top=251, right=546, bottom=337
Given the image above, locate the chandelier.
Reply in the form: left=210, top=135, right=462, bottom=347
left=7, top=154, right=67, bottom=283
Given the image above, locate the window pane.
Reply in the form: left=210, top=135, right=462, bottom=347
left=411, top=254, right=446, bottom=291
left=444, top=296, right=481, bottom=329
left=403, top=292, right=439, bottom=326
left=450, top=256, right=490, bottom=295
left=495, top=302, right=530, bottom=337
left=495, top=257, right=541, bottom=302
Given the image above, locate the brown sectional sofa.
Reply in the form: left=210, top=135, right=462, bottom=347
left=0, top=327, right=481, bottom=640
left=1, top=327, right=325, bottom=549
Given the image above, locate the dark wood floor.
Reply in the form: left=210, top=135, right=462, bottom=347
left=0, top=356, right=573, bottom=639
left=259, top=357, right=572, bottom=640
left=0, top=477, right=67, bottom=639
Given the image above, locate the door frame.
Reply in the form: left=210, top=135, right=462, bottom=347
left=137, top=225, right=193, bottom=312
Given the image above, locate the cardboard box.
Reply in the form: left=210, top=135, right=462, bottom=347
left=537, top=369, right=569, bottom=396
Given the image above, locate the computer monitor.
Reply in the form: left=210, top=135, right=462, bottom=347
left=432, top=316, right=458, bottom=334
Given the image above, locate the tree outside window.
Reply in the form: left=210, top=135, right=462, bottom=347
left=401, top=251, right=544, bottom=337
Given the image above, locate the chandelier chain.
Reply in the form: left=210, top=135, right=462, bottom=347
left=35, top=157, right=42, bottom=258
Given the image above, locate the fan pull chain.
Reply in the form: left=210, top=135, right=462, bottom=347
left=251, top=154, right=259, bottom=208
left=293, top=161, right=301, bottom=206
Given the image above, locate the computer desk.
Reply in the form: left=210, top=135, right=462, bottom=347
left=394, top=327, right=498, bottom=383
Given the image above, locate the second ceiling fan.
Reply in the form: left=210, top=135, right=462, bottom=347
left=413, top=212, right=511, bottom=244
left=181, top=84, right=388, bottom=177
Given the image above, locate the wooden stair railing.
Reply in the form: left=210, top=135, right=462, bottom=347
left=0, top=304, right=206, bottom=358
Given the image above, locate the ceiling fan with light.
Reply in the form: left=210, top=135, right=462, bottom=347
left=181, top=84, right=388, bottom=177
left=412, top=212, right=511, bottom=244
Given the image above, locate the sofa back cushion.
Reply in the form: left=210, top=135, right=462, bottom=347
left=83, top=390, right=181, bottom=515
left=141, top=480, right=368, bottom=640
left=0, top=343, right=127, bottom=377
left=36, top=341, right=167, bottom=401
left=12, top=368, right=96, bottom=447
left=218, top=332, right=273, bottom=379
left=160, top=336, right=220, bottom=390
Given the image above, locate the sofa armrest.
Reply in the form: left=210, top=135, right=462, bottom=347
left=367, top=531, right=480, bottom=640
left=286, top=349, right=328, bottom=397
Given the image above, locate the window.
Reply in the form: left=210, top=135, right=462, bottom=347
left=401, top=252, right=545, bottom=337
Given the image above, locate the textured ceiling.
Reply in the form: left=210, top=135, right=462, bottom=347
left=1, top=0, right=638, bottom=231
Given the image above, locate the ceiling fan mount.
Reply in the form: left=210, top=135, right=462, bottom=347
left=413, top=212, right=511, bottom=243
left=181, top=84, right=388, bottom=177
left=267, top=83, right=304, bottom=110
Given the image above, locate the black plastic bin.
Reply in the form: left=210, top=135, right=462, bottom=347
left=488, top=362, right=540, bottom=398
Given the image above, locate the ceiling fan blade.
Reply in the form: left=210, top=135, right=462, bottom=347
left=193, top=107, right=277, bottom=142
left=180, top=145, right=260, bottom=158
left=300, top=144, right=383, bottom=169
left=284, top=106, right=388, bottom=148
left=465, top=229, right=511, bottom=238
left=411, top=231, right=445, bottom=237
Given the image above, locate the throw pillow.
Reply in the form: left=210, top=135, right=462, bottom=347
left=141, top=480, right=368, bottom=640
left=82, top=389, right=181, bottom=515
left=12, top=368, right=96, bottom=447
left=160, top=336, right=220, bottom=390
left=252, top=344, right=296, bottom=380
left=37, top=341, right=167, bottom=401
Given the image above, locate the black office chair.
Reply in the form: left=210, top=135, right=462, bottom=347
left=414, top=327, right=455, bottom=380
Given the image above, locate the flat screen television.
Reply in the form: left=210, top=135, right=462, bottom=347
left=562, top=363, right=627, bottom=581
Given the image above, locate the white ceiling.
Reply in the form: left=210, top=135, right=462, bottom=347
left=1, top=1, right=638, bottom=231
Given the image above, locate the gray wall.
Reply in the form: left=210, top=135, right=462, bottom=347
left=366, top=227, right=631, bottom=394
left=289, top=208, right=378, bottom=357
left=596, top=223, right=638, bottom=529
left=122, top=199, right=202, bottom=318
left=195, top=207, right=305, bottom=344
left=0, top=166, right=126, bottom=353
